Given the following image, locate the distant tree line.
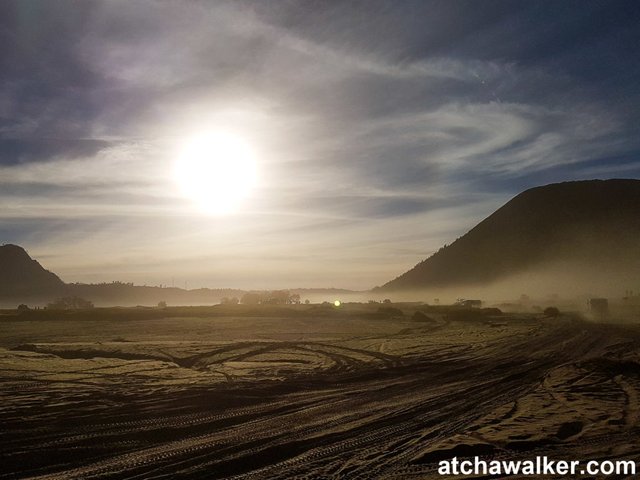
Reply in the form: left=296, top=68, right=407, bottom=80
left=47, top=296, right=94, bottom=310
left=69, top=281, right=135, bottom=286
left=236, top=290, right=302, bottom=305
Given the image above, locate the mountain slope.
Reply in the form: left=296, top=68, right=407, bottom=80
left=380, top=179, right=640, bottom=292
left=0, top=244, right=65, bottom=296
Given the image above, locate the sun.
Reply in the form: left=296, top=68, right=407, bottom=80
left=173, top=132, right=258, bottom=214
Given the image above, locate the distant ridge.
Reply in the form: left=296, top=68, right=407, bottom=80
left=0, top=244, right=65, bottom=296
left=0, top=244, right=359, bottom=306
left=379, top=179, right=640, bottom=292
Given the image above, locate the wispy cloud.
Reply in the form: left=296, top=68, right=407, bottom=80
left=1, top=0, right=638, bottom=288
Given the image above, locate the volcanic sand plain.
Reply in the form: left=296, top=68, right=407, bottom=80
left=1, top=305, right=640, bottom=479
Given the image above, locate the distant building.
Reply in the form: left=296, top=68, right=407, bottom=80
left=457, top=299, right=482, bottom=308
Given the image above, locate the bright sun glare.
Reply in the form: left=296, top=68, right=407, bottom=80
left=174, top=132, right=258, bottom=214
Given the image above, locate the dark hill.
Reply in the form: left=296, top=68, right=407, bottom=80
left=0, top=244, right=65, bottom=297
left=380, top=179, right=640, bottom=291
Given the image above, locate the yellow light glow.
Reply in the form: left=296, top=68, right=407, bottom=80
left=334, top=300, right=341, bottom=307
left=174, top=132, right=257, bottom=214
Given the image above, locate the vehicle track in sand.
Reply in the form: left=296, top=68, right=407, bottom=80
left=2, top=317, right=640, bottom=479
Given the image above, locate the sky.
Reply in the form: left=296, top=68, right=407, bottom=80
left=1, top=0, right=639, bottom=290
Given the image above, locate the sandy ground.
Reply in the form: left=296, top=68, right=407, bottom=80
left=1, top=311, right=640, bottom=479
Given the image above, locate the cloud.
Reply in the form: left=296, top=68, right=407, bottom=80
left=1, top=0, right=639, bottom=289
left=0, top=138, right=111, bottom=166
